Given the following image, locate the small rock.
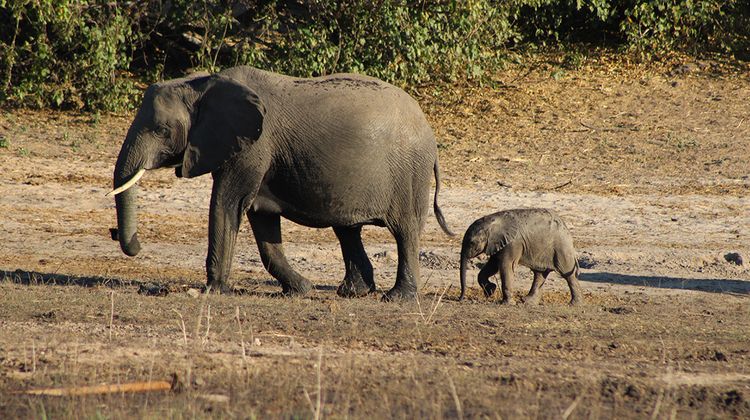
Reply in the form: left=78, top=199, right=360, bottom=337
left=187, top=288, right=201, bottom=298
left=724, top=252, right=744, bottom=266
left=578, top=254, right=597, bottom=269
left=713, top=351, right=728, bottom=362
left=253, top=338, right=261, bottom=346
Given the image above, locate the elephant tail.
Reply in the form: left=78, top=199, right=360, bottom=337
left=433, top=159, right=455, bottom=237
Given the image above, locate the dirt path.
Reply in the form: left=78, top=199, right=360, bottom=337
left=1, top=59, right=749, bottom=417
left=0, top=170, right=747, bottom=292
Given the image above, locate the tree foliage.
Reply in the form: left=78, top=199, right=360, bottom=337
left=1, top=0, right=747, bottom=111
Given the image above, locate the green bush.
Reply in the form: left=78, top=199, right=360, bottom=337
left=244, top=1, right=516, bottom=84
left=1, top=1, right=748, bottom=112
left=0, top=0, right=140, bottom=110
left=621, top=0, right=750, bottom=56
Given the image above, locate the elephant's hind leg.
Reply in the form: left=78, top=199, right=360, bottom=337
left=382, top=225, right=420, bottom=301
left=556, top=249, right=582, bottom=305
left=334, top=226, right=375, bottom=297
left=248, top=212, right=312, bottom=296
left=563, top=272, right=583, bottom=306
left=523, top=270, right=550, bottom=305
left=382, top=164, right=430, bottom=302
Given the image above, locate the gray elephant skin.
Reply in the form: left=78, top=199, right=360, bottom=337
left=459, top=208, right=582, bottom=305
left=110, top=66, right=453, bottom=301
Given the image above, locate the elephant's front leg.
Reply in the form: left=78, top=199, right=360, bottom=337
left=334, top=226, right=375, bottom=297
left=205, top=183, right=242, bottom=294
left=206, top=167, right=265, bottom=293
left=248, top=212, right=312, bottom=296
left=477, top=254, right=499, bottom=298
left=497, top=246, right=522, bottom=305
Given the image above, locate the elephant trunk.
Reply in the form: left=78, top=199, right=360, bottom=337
left=459, top=249, right=468, bottom=300
left=115, top=185, right=141, bottom=256
left=113, top=143, right=145, bottom=257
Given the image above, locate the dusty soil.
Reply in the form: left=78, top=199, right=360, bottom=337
left=1, top=55, right=749, bottom=418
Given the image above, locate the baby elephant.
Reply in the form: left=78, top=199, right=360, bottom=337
left=459, top=208, right=582, bottom=305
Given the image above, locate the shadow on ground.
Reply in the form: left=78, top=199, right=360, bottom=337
left=1, top=269, right=338, bottom=296
left=2, top=269, right=136, bottom=288
left=580, top=271, right=750, bottom=295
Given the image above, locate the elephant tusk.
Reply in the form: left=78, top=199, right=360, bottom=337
left=106, top=168, right=146, bottom=197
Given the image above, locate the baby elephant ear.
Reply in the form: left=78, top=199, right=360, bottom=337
left=181, top=76, right=265, bottom=178
left=486, top=221, right=519, bottom=255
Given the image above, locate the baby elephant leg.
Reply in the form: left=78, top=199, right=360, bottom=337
left=564, top=271, right=583, bottom=306
left=477, top=254, right=499, bottom=297
left=498, top=244, right=522, bottom=305
left=523, top=270, right=550, bottom=305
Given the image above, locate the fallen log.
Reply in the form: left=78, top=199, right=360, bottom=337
left=22, top=380, right=173, bottom=396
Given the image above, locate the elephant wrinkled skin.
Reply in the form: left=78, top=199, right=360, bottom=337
left=111, top=66, right=453, bottom=300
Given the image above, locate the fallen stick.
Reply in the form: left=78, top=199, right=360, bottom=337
left=22, top=380, right=173, bottom=396
left=553, top=180, right=573, bottom=190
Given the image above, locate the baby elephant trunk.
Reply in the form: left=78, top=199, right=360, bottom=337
left=459, top=249, right=470, bottom=300
left=458, top=228, right=485, bottom=300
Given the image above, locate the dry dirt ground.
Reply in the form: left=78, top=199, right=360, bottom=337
left=1, top=56, right=749, bottom=418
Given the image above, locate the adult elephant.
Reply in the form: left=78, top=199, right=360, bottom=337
left=109, top=66, right=453, bottom=301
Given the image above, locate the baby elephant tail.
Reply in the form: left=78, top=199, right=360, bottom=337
left=433, top=159, right=455, bottom=237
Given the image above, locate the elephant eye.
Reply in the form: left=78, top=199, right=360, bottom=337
left=156, top=126, right=171, bottom=138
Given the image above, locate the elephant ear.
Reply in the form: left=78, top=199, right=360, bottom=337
left=181, top=76, right=265, bottom=178
left=485, top=215, right=521, bottom=255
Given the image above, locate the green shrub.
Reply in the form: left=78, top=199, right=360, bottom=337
left=242, top=1, right=517, bottom=85
left=0, top=0, right=140, bottom=111
left=621, top=0, right=750, bottom=56
left=0, top=1, right=747, bottom=112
